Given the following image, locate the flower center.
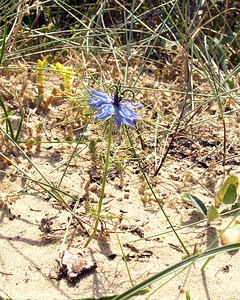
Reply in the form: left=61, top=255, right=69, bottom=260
left=113, top=92, right=122, bottom=106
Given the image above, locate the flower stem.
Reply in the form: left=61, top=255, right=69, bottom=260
left=85, top=118, right=113, bottom=247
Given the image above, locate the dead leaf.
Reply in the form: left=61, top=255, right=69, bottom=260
left=61, top=251, right=97, bottom=282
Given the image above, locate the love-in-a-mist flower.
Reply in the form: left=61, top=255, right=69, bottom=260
left=87, top=85, right=142, bottom=128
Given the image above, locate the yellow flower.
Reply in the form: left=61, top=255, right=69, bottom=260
left=50, top=62, right=75, bottom=92
left=37, top=58, right=47, bottom=86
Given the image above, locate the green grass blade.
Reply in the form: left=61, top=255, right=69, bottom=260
left=112, top=243, right=240, bottom=300
left=14, top=110, right=24, bottom=142
left=0, top=11, right=7, bottom=65
left=0, top=96, right=14, bottom=139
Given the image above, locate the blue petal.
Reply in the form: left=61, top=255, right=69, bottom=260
left=118, top=105, right=142, bottom=120
left=95, top=104, right=114, bottom=119
left=122, top=101, right=142, bottom=109
left=113, top=113, right=122, bottom=128
left=87, top=89, right=142, bottom=128
left=88, top=90, right=112, bottom=103
left=89, top=99, right=110, bottom=110
left=122, top=117, right=136, bottom=128
left=114, top=105, right=141, bottom=128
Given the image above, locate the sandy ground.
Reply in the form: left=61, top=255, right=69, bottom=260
left=0, top=66, right=240, bottom=300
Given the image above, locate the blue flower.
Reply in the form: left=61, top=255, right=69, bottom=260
left=87, top=89, right=142, bottom=128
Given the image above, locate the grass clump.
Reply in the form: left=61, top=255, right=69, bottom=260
left=0, top=1, right=240, bottom=299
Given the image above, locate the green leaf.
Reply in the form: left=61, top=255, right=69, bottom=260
left=207, top=205, right=220, bottom=223
left=186, top=291, right=191, bottom=300
left=223, top=183, right=237, bottom=205
left=7, top=110, right=17, bottom=117
left=216, top=176, right=239, bottom=207
left=227, top=79, right=234, bottom=89
left=181, top=193, right=208, bottom=216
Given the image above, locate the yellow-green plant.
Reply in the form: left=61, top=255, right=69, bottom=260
left=36, top=58, right=48, bottom=95
left=50, top=62, right=75, bottom=93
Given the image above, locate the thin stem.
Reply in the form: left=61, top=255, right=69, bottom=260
left=126, top=128, right=190, bottom=257
left=0, top=11, right=7, bottom=65
left=85, top=118, right=113, bottom=247
left=0, top=96, right=14, bottom=140
left=57, top=119, right=90, bottom=188
left=154, top=93, right=187, bottom=177
left=115, top=229, right=134, bottom=287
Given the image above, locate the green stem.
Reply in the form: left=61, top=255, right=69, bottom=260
left=85, top=118, right=113, bottom=247
left=115, top=230, right=134, bottom=287
left=0, top=11, right=7, bottom=65
left=126, top=127, right=190, bottom=257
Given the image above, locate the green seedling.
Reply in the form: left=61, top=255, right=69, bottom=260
left=182, top=175, right=239, bottom=224
left=0, top=96, right=24, bottom=143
